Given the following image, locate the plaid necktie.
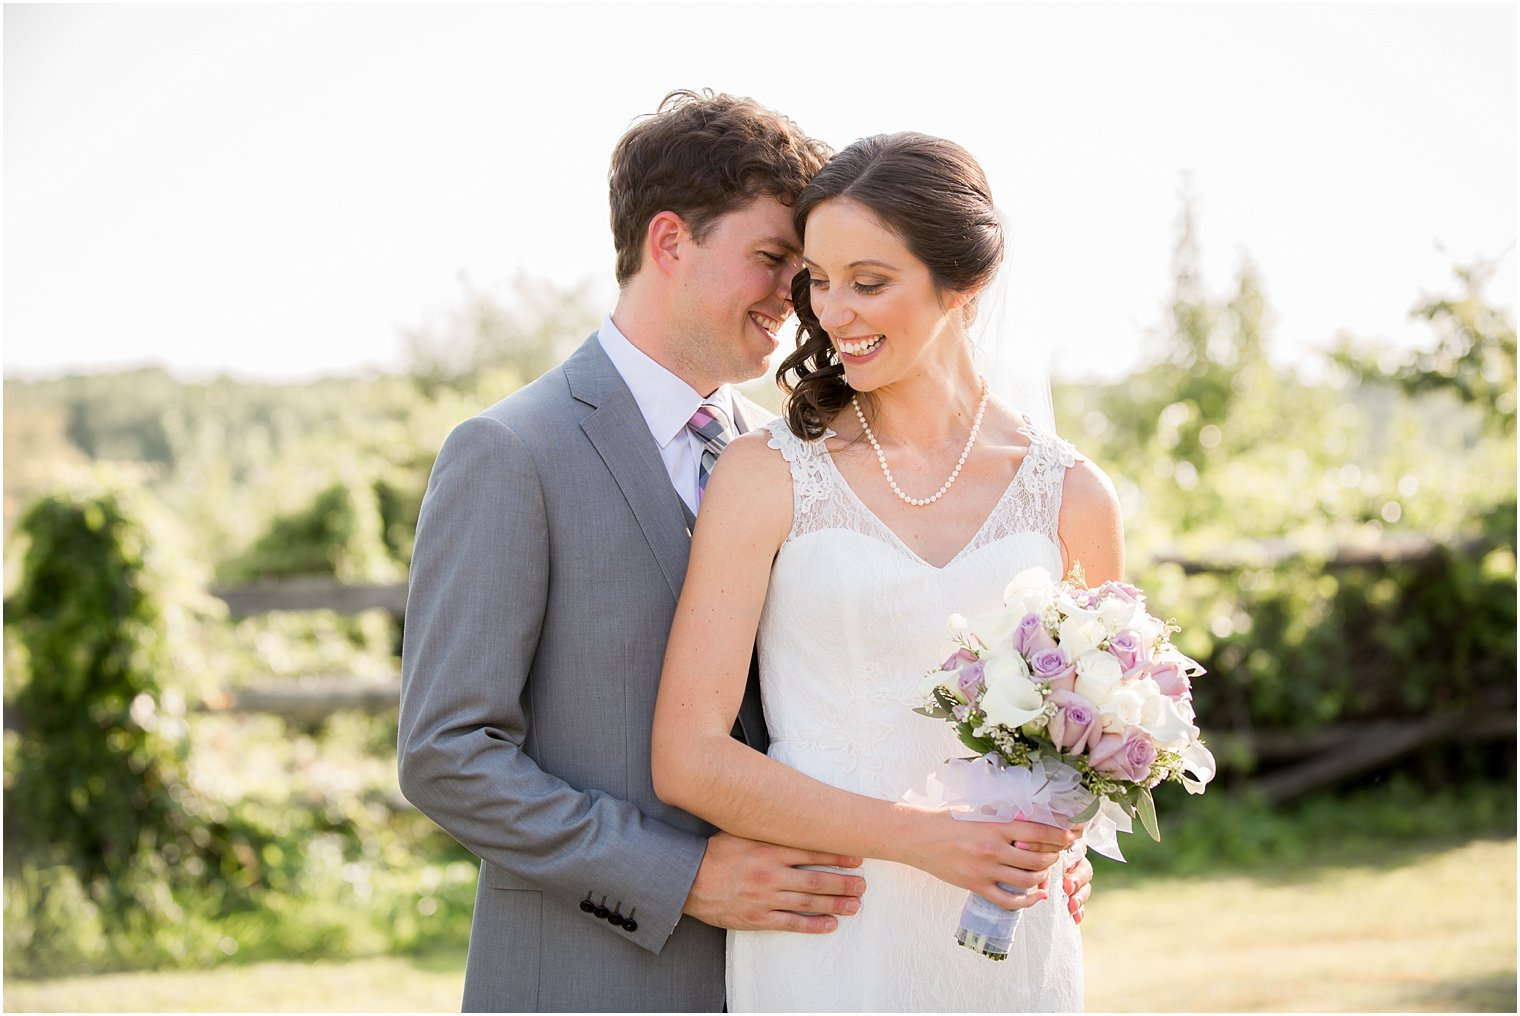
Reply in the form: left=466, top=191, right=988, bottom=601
left=687, top=403, right=735, bottom=508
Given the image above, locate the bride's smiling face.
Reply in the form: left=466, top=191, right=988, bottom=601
left=801, top=198, right=971, bottom=392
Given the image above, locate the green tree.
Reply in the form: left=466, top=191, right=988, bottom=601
left=5, top=486, right=202, bottom=900
left=1334, top=259, right=1517, bottom=435
left=1076, top=182, right=1290, bottom=540
left=218, top=477, right=400, bottom=585
left=401, top=271, right=604, bottom=393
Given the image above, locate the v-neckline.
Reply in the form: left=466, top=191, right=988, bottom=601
left=816, top=426, right=1038, bottom=571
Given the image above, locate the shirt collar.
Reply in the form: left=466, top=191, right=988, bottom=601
left=597, top=314, right=734, bottom=448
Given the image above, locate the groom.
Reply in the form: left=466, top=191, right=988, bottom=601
left=399, top=90, right=1091, bottom=1013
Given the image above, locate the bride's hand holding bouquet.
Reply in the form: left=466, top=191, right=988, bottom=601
left=885, top=800, right=1081, bottom=912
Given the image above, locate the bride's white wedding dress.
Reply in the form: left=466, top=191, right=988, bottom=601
left=728, top=417, right=1086, bottom=1013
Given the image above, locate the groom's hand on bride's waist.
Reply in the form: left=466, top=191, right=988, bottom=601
left=682, top=831, right=866, bottom=933
left=1062, top=852, right=1093, bottom=925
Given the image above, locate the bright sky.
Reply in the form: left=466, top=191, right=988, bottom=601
left=4, top=3, right=1515, bottom=383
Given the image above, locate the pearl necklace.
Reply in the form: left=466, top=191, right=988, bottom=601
left=851, top=377, right=989, bottom=507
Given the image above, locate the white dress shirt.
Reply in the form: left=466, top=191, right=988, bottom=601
left=597, top=314, right=735, bottom=514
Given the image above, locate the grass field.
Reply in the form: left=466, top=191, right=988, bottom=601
left=5, top=838, right=1514, bottom=1013
left=1082, top=837, right=1515, bottom=1012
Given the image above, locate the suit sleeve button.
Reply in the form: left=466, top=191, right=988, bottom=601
left=622, top=918, right=637, bottom=932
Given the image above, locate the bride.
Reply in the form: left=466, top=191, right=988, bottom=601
left=652, top=132, right=1123, bottom=1012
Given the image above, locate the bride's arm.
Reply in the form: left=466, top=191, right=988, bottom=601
left=652, top=431, right=1075, bottom=909
left=1058, top=458, right=1125, bottom=585
left=1053, top=456, right=1124, bottom=924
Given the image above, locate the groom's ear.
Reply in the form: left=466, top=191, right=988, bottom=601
left=646, top=210, right=690, bottom=276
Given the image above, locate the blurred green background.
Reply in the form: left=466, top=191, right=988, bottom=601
left=3, top=195, right=1515, bottom=1011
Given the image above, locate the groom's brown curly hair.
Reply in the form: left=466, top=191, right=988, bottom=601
left=609, top=89, right=830, bottom=287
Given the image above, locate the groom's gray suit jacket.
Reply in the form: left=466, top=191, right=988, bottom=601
left=399, top=333, right=768, bottom=1012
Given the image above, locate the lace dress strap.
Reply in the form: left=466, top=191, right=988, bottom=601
left=764, top=416, right=897, bottom=546
left=1013, top=424, right=1082, bottom=546
left=763, top=418, right=834, bottom=542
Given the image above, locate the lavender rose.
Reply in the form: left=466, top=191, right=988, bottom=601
left=1107, top=629, right=1148, bottom=673
left=1011, top=613, right=1056, bottom=656
left=1029, top=647, right=1076, bottom=691
left=938, top=648, right=985, bottom=704
left=1047, top=689, right=1103, bottom=754
left=1098, top=579, right=1146, bottom=605
left=943, top=648, right=978, bottom=671
left=1090, top=730, right=1159, bottom=783
left=957, top=661, right=987, bottom=702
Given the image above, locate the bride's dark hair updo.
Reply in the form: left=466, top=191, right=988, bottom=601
left=777, top=132, right=1005, bottom=440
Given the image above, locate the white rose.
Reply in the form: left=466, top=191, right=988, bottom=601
left=1072, top=650, right=1122, bottom=705
left=1096, top=680, right=1146, bottom=733
left=983, top=648, right=1032, bottom=687
left=1059, top=612, right=1108, bottom=659
left=979, top=650, right=1044, bottom=729
left=1097, top=595, right=1143, bottom=635
left=1132, top=612, right=1167, bottom=644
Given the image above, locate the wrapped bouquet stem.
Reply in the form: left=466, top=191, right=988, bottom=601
left=908, top=752, right=1131, bottom=959
left=911, top=565, right=1216, bottom=960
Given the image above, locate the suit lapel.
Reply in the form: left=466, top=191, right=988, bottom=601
left=568, top=337, right=773, bottom=750
left=567, top=335, right=692, bottom=602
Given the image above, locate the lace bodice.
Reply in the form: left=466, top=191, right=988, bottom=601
left=727, top=417, right=1086, bottom=1013
left=777, top=416, right=1078, bottom=562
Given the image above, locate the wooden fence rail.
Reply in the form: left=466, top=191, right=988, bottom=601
left=8, top=540, right=1507, bottom=808
left=208, top=531, right=1490, bottom=622
left=200, top=674, right=403, bottom=724
left=189, top=535, right=1520, bottom=806
left=181, top=672, right=1515, bottom=809
left=212, top=577, right=407, bottom=619
left=1151, top=533, right=1489, bottom=575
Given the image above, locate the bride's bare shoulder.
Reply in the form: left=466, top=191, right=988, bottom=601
left=1062, top=454, right=1119, bottom=509
left=1058, top=454, right=1124, bottom=583
left=714, top=424, right=799, bottom=479
left=697, top=426, right=796, bottom=540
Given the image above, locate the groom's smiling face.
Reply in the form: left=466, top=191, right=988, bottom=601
left=669, top=196, right=801, bottom=394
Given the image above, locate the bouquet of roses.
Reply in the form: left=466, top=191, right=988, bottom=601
left=909, top=564, right=1216, bottom=960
